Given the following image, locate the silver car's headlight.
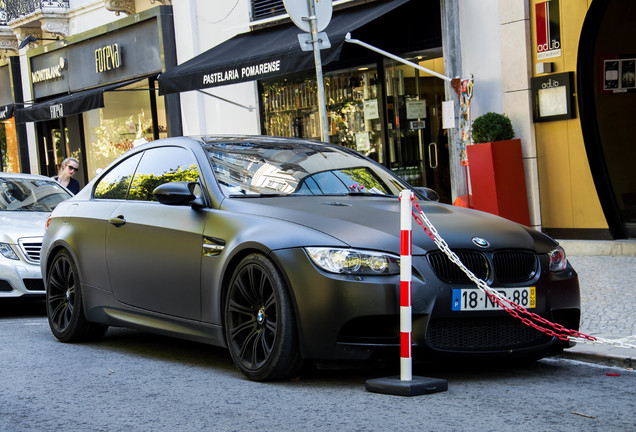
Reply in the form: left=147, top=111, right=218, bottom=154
left=548, top=245, right=567, bottom=272
left=305, top=247, right=400, bottom=275
left=0, top=243, right=19, bottom=260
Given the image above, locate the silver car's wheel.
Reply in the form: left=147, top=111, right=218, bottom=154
left=225, top=254, right=302, bottom=381
left=46, top=250, right=107, bottom=342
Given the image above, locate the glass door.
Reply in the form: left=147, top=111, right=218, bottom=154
left=383, top=59, right=451, bottom=203
left=39, top=118, right=69, bottom=177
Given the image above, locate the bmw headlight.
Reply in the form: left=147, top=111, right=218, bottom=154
left=0, top=243, right=19, bottom=260
left=305, top=247, right=400, bottom=275
left=548, top=245, right=567, bottom=272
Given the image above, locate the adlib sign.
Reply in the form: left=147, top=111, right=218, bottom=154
left=535, top=0, right=562, bottom=60
left=31, top=57, right=67, bottom=83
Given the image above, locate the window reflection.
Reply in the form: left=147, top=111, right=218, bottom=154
left=94, top=147, right=200, bottom=202
left=94, top=152, right=142, bottom=200
left=206, top=140, right=401, bottom=197
left=0, top=178, right=70, bottom=212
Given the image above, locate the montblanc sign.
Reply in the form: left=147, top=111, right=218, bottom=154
left=32, top=57, right=67, bottom=83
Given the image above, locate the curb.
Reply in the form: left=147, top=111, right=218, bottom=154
left=558, top=239, right=636, bottom=257
left=559, top=350, right=635, bottom=369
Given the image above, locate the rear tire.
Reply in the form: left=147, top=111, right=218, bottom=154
left=46, top=249, right=108, bottom=342
left=224, top=253, right=302, bottom=381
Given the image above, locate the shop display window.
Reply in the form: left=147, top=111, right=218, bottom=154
left=261, top=67, right=384, bottom=162
left=0, top=118, right=20, bottom=173
left=82, top=79, right=167, bottom=179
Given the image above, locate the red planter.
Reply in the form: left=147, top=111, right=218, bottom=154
left=466, top=139, right=530, bottom=226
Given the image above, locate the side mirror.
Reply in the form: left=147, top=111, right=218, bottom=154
left=153, top=182, right=205, bottom=207
left=413, top=186, right=440, bottom=202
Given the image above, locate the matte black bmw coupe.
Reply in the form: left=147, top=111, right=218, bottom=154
left=41, top=136, right=580, bottom=380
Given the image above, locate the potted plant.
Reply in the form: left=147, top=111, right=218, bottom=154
left=466, top=112, right=530, bottom=226
left=471, top=112, right=514, bottom=143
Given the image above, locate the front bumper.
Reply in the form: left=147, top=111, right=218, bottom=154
left=272, top=249, right=581, bottom=363
left=0, top=254, right=45, bottom=298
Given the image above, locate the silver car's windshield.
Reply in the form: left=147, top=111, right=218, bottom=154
left=202, top=139, right=408, bottom=197
left=0, top=177, right=71, bottom=212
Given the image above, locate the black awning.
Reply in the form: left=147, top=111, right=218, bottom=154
left=158, top=0, right=409, bottom=94
left=0, top=104, right=14, bottom=121
left=15, top=80, right=141, bottom=123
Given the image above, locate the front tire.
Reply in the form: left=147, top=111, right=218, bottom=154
left=46, top=249, right=107, bottom=342
left=224, top=254, right=302, bottom=381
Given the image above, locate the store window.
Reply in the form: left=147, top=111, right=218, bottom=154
left=261, top=67, right=384, bottom=162
left=0, top=118, right=19, bottom=173
left=82, top=79, right=167, bottom=179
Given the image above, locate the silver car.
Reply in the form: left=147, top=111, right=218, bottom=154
left=0, top=173, right=72, bottom=298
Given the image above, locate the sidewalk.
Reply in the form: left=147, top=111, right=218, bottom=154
left=556, top=240, right=636, bottom=369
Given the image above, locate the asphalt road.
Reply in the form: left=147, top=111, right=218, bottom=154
left=1, top=300, right=634, bottom=432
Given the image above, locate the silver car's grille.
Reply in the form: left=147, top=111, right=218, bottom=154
left=18, top=238, right=43, bottom=264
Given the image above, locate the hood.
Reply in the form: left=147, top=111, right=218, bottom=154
left=0, top=211, right=49, bottom=243
left=221, top=196, right=553, bottom=255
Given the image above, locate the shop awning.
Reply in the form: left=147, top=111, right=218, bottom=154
left=158, top=0, right=409, bottom=94
left=0, top=104, right=14, bottom=121
left=15, top=80, right=140, bottom=123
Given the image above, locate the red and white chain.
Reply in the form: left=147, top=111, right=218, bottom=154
left=410, top=197, right=636, bottom=350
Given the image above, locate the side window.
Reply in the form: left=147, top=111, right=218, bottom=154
left=94, top=153, right=143, bottom=200
left=127, top=146, right=200, bottom=202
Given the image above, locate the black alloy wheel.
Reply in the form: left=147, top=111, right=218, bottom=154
left=225, top=253, right=302, bottom=381
left=46, top=249, right=107, bottom=342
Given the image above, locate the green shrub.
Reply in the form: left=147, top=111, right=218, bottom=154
left=471, top=112, right=515, bottom=143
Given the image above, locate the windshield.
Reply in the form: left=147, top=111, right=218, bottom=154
left=0, top=177, right=72, bottom=212
left=202, top=139, right=408, bottom=197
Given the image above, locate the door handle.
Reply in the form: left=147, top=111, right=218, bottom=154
left=428, top=142, right=438, bottom=169
left=108, top=215, right=126, bottom=227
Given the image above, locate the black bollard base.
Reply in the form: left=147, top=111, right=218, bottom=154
left=365, top=376, right=448, bottom=396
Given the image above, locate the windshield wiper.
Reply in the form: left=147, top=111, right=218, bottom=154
left=229, top=193, right=293, bottom=198
left=344, top=192, right=394, bottom=197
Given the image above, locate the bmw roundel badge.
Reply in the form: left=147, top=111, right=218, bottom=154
left=472, top=237, right=490, bottom=248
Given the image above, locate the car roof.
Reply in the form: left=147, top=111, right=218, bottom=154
left=128, top=135, right=346, bottom=159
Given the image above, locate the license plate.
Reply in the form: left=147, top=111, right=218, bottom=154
left=451, top=287, right=536, bottom=311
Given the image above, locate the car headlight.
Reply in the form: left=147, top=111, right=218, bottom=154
left=548, top=245, right=567, bottom=272
left=0, top=243, right=19, bottom=260
left=305, top=247, right=400, bottom=275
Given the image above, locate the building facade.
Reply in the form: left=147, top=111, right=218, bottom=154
left=1, top=0, right=633, bottom=239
